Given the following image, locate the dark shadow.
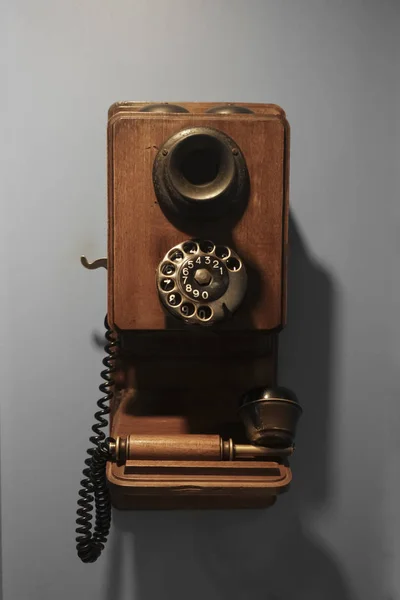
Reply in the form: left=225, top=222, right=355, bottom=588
left=103, top=214, right=356, bottom=600
left=279, top=214, right=333, bottom=510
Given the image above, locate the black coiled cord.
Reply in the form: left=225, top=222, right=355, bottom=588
left=76, top=317, right=118, bottom=563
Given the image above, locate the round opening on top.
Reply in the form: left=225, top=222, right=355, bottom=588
left=168, top=132, right=236, bottom=203
left=180, top=146, right=221, bottom=185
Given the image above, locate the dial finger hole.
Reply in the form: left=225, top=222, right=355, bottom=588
left=199, top=240, right=215, bottom=253
left=197, top=305, right=212, bottom=321
left=182, top=241, right=198, bottom=255
left=180, top=302, right=195, bottom=317
left=160, top=278, right=175, bottom=291
left=215, top=246, right=230, bottom=259
left=167, top=292, right=182, bottom=306
left=161, top=262, right=176, bottom=276
left=168, top=249, right=184, bottom=262
left=226, top=257, right=241, bottom=271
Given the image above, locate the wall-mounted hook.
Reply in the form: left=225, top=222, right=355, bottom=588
left=80, top=256, right=107, bottom=270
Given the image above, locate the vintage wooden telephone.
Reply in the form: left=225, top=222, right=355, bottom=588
left=76, top=102, right=302, bottom=563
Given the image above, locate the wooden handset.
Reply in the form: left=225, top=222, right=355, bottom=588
left=76, top=102, right=302, bottom=563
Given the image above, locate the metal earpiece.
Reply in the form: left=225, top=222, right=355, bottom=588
left=239, top=386, right=302, bottom=448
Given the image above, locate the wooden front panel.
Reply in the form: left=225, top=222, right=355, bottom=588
left=108, top=105, right=289, bottom=331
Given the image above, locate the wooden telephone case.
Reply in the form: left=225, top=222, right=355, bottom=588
left=105, top=101, right=297, bottom=510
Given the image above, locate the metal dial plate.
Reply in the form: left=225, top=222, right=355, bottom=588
left=156, top=239, right=247, bottom=326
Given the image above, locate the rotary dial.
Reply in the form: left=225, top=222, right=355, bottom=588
left=156, top=239, right=247, bottom=326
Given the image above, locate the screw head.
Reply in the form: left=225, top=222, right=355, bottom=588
left=194, top=268, right=212, bottom=286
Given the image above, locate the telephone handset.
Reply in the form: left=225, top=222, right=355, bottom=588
left=76, top=102, right=302, bottom=563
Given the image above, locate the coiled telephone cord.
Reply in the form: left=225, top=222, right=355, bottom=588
left=76, top=317, right=118, bottom=563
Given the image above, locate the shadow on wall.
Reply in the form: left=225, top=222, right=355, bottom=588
left=103, top=214, right=355, bottom=600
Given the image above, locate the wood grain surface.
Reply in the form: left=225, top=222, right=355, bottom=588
left=108, top=105, right=289, bottom=331
left=107, top=102, right=291, bottom=509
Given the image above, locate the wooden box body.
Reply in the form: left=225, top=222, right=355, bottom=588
left=106, top=102, right=291, bottom=509
left=107, top=102, right=290, bottom=332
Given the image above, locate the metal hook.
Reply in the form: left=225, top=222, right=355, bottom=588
left=80, top=256, right=107, bottom=270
